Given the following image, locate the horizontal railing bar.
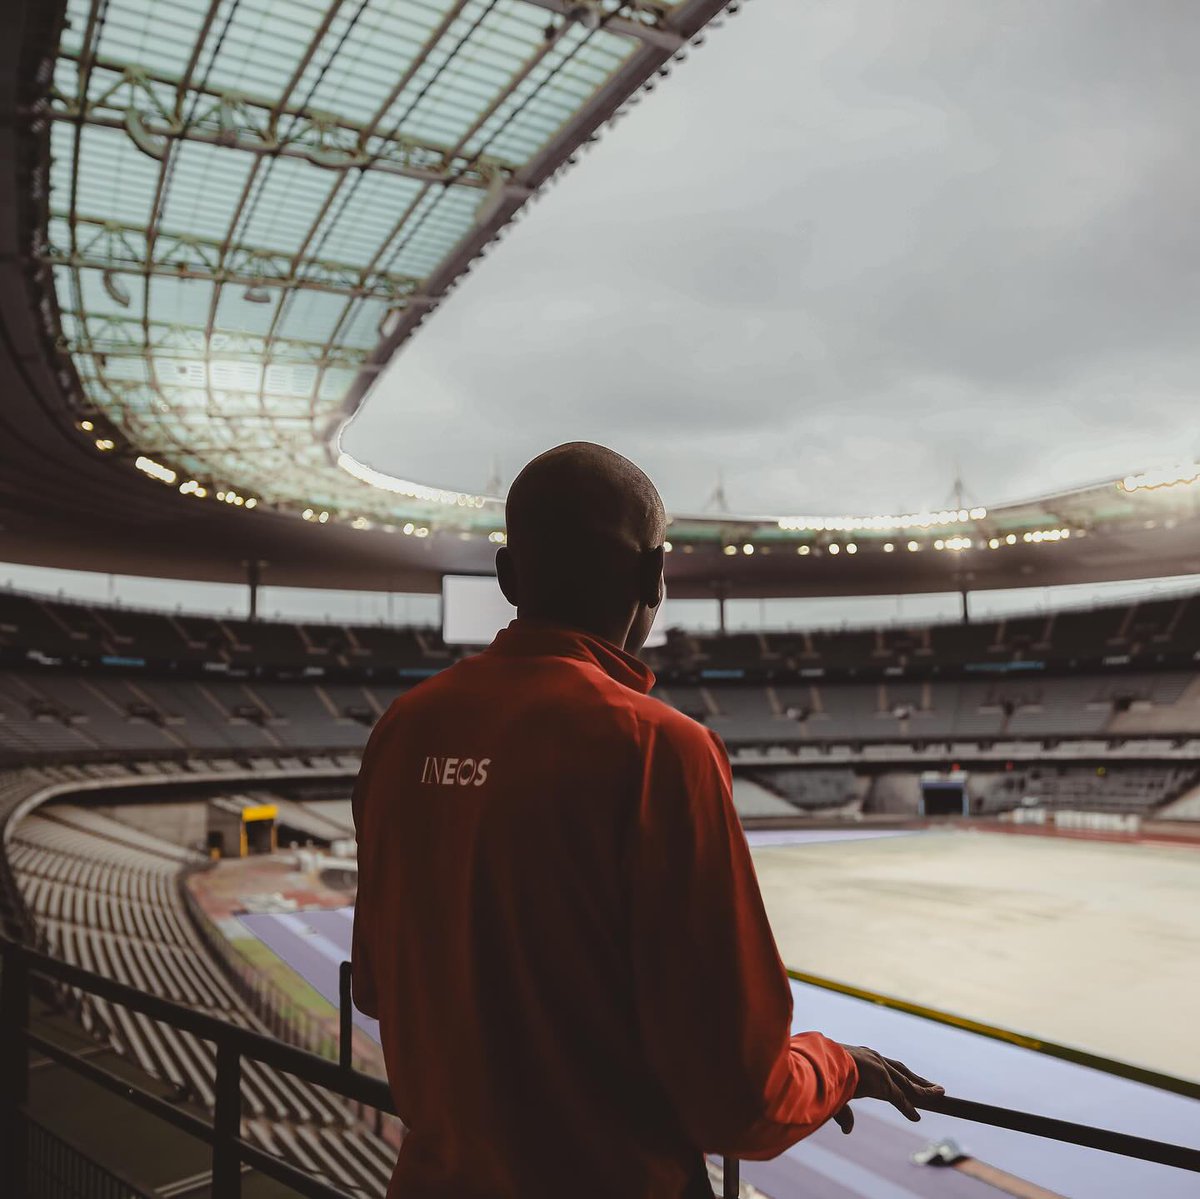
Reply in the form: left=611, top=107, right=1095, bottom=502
left=27, top=1030, right=213, bottom=1144
left=6, top=939, right=393, bottom=1110
left=925, top=1095, right=1200, bottom=1173
left=8, top=938, right=1199, bottom=1178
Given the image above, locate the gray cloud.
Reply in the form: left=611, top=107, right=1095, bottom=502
left=345, top=0, right=1200, bottom=516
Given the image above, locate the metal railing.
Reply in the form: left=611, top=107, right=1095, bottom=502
left=2, top=938, right=1199, bottom=1199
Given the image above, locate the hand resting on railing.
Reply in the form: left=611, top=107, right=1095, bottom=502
left=831, top=1045, right=945, bottom=1134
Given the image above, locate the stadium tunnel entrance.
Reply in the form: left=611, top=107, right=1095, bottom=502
left=919, top=770, right=969, bottom=817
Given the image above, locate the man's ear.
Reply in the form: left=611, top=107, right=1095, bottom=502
left=640, top=545, right=665, bottom=610
left=496, top=546, right=518, bottom=607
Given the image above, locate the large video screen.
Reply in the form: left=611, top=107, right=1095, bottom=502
left=441, top=574, right=666, bottom=648
left=441, top=575, right=516, bottom=646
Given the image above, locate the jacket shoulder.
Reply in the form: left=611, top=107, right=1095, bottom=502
left=626, top=687, right=720, bottom=752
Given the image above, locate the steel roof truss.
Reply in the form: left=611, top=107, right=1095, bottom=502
left=47, top=217, right=424, bottom=303
left=48, top=58, right=515, bottom=188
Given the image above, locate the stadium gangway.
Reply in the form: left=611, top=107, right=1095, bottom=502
left=1, top=943, right=1199, bottom=1199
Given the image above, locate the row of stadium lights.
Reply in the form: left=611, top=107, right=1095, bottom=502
left=1120, top=463, right=1200, bottom=492
left=134, top=446, right=437, bottom=537
left=128, top=448, right=1086, bottom=553
left=119, top=442, right=1083, bottom=552
left=777, top=506, right=987, bottom=533
left=709, top=528, right=1076, bottom=557
left=133, top=454, right=258, bottom=507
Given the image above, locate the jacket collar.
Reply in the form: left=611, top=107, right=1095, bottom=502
left=487, top=619, right=655, bottom=695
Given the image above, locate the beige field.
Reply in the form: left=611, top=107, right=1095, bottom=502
left=752, top=829, right=1200, bottom=1082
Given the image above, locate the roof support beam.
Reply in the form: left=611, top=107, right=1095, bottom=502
left=518, top=0, right=688, bottom=51
left=59, top=312, right=369, bottom=370
left=47, top=58, right=515, bottom=189
left=45, top=216, right=424, bottom=303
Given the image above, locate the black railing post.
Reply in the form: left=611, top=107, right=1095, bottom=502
left=722, top=1155, right=739, bottom=1198
left=339, top=960, right=352, bottom=1071
left=212, top=1041, right=242, bottom=1197
left=0, top=943, right=30, bottom=1194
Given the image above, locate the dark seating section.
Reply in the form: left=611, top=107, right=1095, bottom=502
left=3, top=588, right=1199, bottom=677
left=1, top=665, right=1199, bottom=760
left=973, top=766, right=1198, bottom=815
left=747, top=768, right=861, bottom=810
left=2, top=589, right=1200, bottom=758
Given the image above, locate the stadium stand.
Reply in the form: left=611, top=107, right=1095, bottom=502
left=1, top=768, right=394, bottom=1194
left=971, top=766, right=1199, bottom=815
left=4, top=589, right=1199, bottom=676
left=4, top=591, right=1200, bottom=773
left=746, top=768, right=863, bottom=812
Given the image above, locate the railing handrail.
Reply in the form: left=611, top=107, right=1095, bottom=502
left=2, top=934, right=1199, bottom=1199
left=1, top=936, right=391, bottom=1112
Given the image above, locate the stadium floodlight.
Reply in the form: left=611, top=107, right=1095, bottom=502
left=828, top=544, right=840, bottom=555
left=742, top=543, right=754, bottom=555
left=907, top=541, right=920, bottom=552
left=846, top=543, right=857, bottom=554
left=134, top=455, right=176, bottom=485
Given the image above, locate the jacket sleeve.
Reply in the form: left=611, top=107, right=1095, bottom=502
left=629, top=719, right=857, bottom=1159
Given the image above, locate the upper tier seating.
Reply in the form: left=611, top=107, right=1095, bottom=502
left=3, top=588, right=1200, bottom=763
left=4, top=588, right=1199, bottom=676
left=3, top=667, right=1200, bottom=763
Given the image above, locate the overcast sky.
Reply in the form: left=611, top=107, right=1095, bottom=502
left=345, top=0, right=1200, bottom=516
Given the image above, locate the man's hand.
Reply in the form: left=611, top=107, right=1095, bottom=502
left=832, top=1045, right=944, bottom=1135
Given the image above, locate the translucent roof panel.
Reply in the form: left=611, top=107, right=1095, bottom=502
left=42, top=0, right=704, bottom=527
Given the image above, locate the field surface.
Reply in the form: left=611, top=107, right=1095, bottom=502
left=753, top=827, right=1200, bottom=1083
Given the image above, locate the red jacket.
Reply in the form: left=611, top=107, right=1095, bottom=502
left=352, top=620, right=857, bottom=1198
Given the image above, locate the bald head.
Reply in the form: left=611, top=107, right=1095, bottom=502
left=496, top=443, right=667, bottom=651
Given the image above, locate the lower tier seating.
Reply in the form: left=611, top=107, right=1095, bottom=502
left=8, top=806, right=394, bottom=1197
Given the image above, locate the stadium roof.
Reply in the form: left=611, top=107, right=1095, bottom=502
left=3, top=0, right=1200, bottom=598
left=43, top=0, right=729, bottom=527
